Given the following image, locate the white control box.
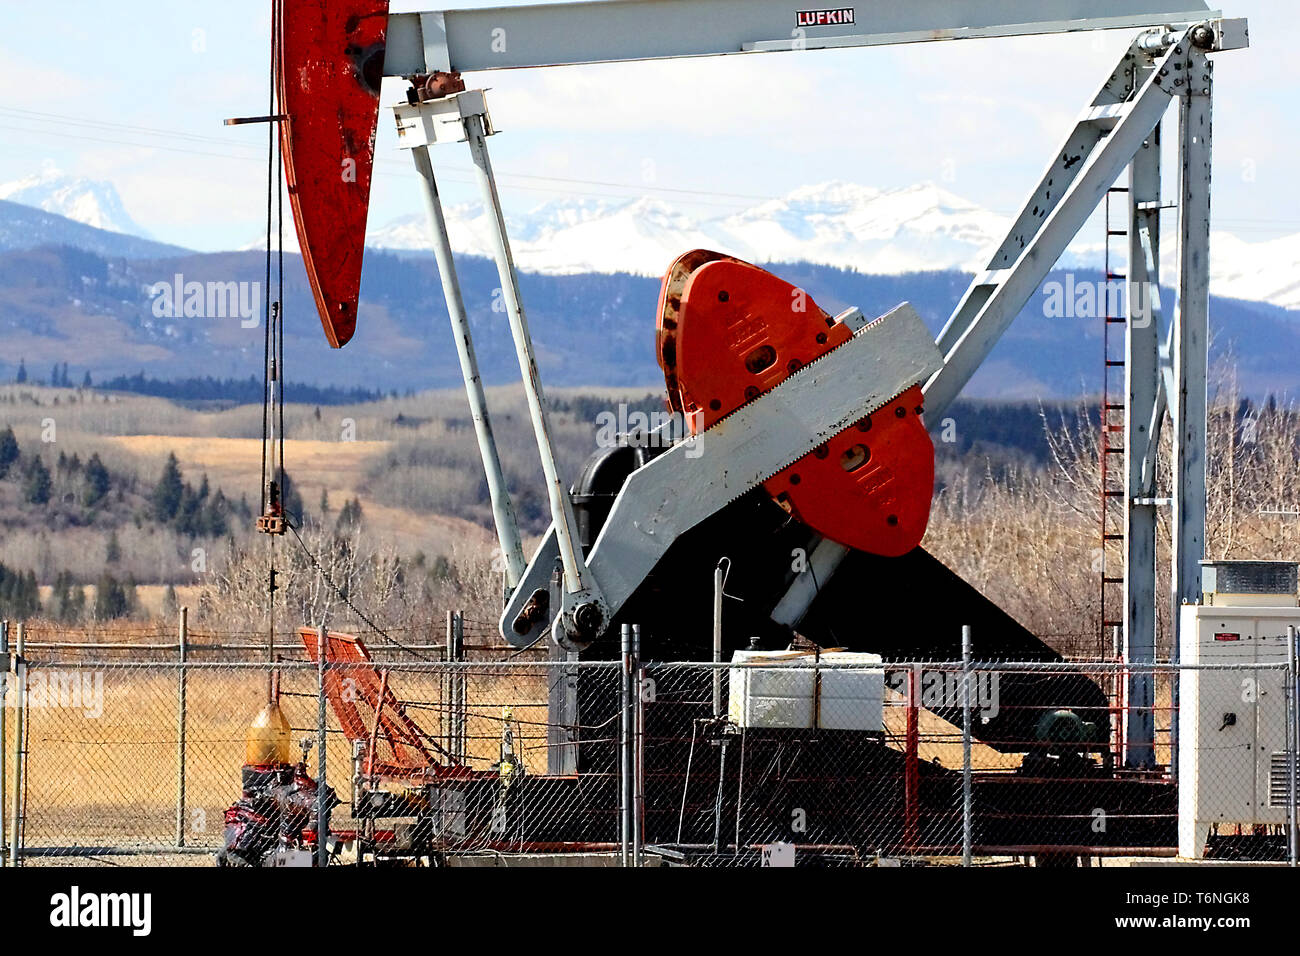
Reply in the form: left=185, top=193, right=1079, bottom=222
left=1178, top=601, right=1299, bottom=858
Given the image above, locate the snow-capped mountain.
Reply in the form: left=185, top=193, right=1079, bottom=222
left=1203, top=232, right=1300, bottom=312
left=0, top=165, right=152, bottom=239
left=4, top=162, right=1295, bottom=312
left=367, top=181, right=1011, bottom=277
left=712, top=182, right=1009, bottom=274
left=366, top=180, right=1300, bottom=311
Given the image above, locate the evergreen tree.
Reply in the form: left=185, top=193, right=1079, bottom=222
left=84, top=453, right=110, bottom=505
left=15, top=359, right=27, bottom=384
left=335, top=496, right=364, bottom=532
left=51, top=570, right=84, bottom=623
left=0, top=563, right=41, bottom=619
left=174, top=483, right=202, bottom=536
left=23, top=456, right=51, bottom=505
left=50, top=570, right=70, bottom=620
left=0, top=425, right=18, bottom=478
left=94, top=572, right=132, bottom=620
left=106, top=529, right=121, bottom=564
left=202, top=489, right=229, bottom=536
left=151, top=452, right=184, bottom=521
left=82, top=370, right=92, bottom=388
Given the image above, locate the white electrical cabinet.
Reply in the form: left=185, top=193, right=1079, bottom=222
left=728, top=650, right=883, bottom=732
left=1178, top=561, right=1299, bottom=859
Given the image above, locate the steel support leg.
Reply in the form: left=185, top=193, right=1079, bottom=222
left=1170, top=50, right=1213, bottom=774
left=1123, top=125, right=1162, bottom=769
left=409, top=143, right=527, bottom=590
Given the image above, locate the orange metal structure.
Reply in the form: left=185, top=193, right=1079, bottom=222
left=298, top=628, right=486, bottom=782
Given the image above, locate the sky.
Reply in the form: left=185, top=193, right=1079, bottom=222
left=0, top=0, right=1295, bottom=252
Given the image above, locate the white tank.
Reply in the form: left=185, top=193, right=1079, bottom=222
left=728, top=649, right=883, bottom=731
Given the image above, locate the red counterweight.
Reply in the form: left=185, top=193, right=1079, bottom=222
left=657, top=251, right=934, bottom=557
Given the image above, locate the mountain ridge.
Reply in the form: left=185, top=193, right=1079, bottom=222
left=5, top=169, right=1298, bottom=311
left=0, top=242, right=1295, bottom=401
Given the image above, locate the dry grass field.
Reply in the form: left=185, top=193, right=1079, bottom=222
left=106, top=434, right=492, bottom=559
left=4, top=656, right=556, bottom=859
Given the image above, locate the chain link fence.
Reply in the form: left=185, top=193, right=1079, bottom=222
left=1, top=617, right=1296, bottom=867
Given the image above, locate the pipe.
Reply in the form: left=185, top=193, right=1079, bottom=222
left=410, top=143, right=526, bottom=590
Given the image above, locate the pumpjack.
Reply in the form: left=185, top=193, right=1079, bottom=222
left=229, top=0, right=1251, bottom=862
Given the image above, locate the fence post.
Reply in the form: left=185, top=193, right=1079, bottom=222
left=1289, top=624, right=1297, bottom=868
left=443, top=611, right=453, bottom=757
left=176, top=606, right=188, bottom=848
left=316, top=622, right=329, bottom=868
left=632, top=623, right=644, bottom=868
left=961, top=624, right=972, bottom=867
left=442, top=611, right=466, bottom=762
left=0, top=619, right=7, bottom=868
left=9, top=621, right=25, bottom=867
left=453, top=611, right=465, bottom=761
left=620, top=623, right=632, bottom=866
